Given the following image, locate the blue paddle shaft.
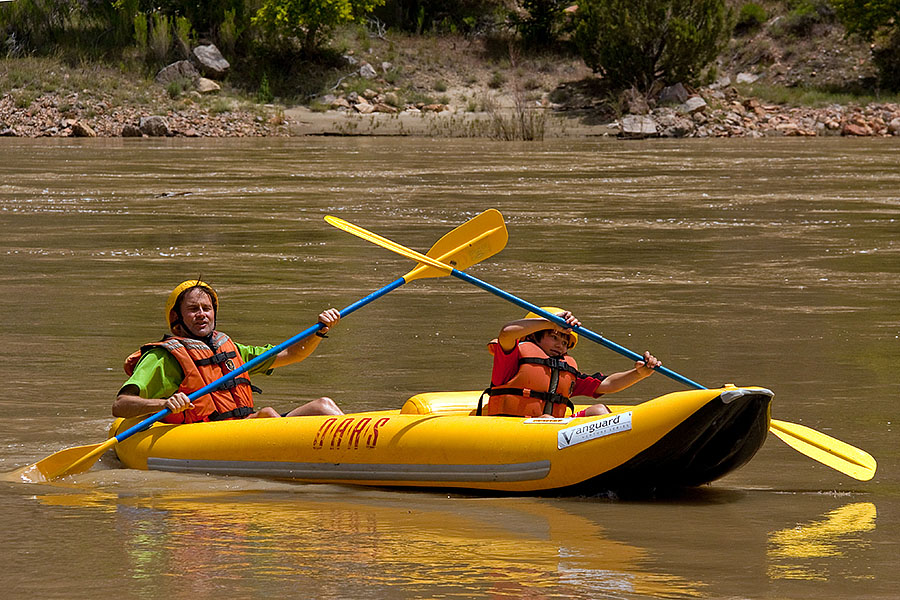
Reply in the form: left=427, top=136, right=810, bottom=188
left=114, top=277, right=408, bottom=442
left=450, top=269, right=707, bottom=391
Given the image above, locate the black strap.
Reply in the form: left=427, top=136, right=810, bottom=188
left=195, top=350, right=238, bottom=366
left=519, top=356, right=582, bottom=377
left=207, top=406, right=255, bottom=421
left=476, top=388, right=489, bottom=416
left=485, top=387, right=575, bottom=415
left=216, top=376, right=252, bottom=391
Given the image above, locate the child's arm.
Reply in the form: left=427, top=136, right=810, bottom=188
left=497, top=311, right=581, bottom=351
left=594, top=351, right=661, bottom=394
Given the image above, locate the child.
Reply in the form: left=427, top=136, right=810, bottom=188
left=480, top=307, right=661, bottom=418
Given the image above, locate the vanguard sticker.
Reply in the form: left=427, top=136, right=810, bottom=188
left=557, top=412, right=633, bottom=449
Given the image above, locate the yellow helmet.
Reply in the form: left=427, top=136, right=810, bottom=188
left=524, top=306, right=578, bottom=348
left=165, top=280, right=218, bottom=332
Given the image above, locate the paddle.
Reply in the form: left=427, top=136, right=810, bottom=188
left=325, top=214, right=878, bottom=482
left=20, top=209, right=508, bottom=483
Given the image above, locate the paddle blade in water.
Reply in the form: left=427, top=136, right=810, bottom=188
left=25, top=440, right=112, bottom=482
left=770, top=419, right=876, bottom=481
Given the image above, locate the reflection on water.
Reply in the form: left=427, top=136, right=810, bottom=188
left=768, top=502, right=876, bottom=581
left=36, top=489, right=702, bottom=599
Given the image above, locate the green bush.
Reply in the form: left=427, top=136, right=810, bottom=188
left=833, top=0, right=900, bottom=90
left=148, top=12, right=172, bottom=64
left=735, top=3, right=767, bottom=35
left=772, top=1, right=835, bottom=39
left=572, top=0, right=729, bottom=92
left=517, top=0, right=567, bottom=48
left=873, top=29, right=900, bottom=91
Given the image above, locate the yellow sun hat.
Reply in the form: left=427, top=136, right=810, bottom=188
left=165, top=280, right=218, bottom=331
left=524, top=306, right=578, bottom=348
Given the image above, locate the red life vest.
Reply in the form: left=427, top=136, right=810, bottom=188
left=484, top=340, right=579, bottom=418
left=124, top=332, right=255, bottom=424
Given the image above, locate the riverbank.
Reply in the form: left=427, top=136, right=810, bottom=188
left=3, top=80, right=898, bottom=139
left=2, top=26, right=900, bottom=140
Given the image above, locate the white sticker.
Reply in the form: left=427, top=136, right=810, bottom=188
left=557, top=412, right=633, bottom=449
left=523, top=417, right=574, bottom=425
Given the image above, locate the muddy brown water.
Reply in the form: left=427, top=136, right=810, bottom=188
left=1, top=137, right=897, bottom=599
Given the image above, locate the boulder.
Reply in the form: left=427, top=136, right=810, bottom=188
left=331, top=97, right=351, bottom=109
left=620, top=114, right=657, bottom=138
left=678, top=96, right=708, bottom=115
left=888, top=117, right=900, bottom=135
left=841, top=122, right=870, bottom=136
left=70, top=121, right=96, bottom=137
left=139, top=116, right=170, bottom=137
left=655, top=110, right=694, bottom=138
left=657, top=83, right=689, bottom=106
left=359, top=63, right=377, bottom=79
left=192, top=44, right=230, bottom=79
left=622, top=87, right=650, bottom=115
left=121, top=124, right=143, bottom=137
left=194, top=77, right=221, bottom=94
left=155, top=61, right=199, bottom=85
left=373, top=103, right=398, bottom=114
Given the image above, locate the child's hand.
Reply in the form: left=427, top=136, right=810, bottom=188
left=635, top=351, right=661, bottom=376
left=555, top=310, right=581, bottom=330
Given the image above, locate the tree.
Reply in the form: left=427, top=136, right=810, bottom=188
left=253, top=0, right=385, bottom=53
left=832, top=0, right=900, bottom=90
left=571, top=0, right=729, bottom=92
left=518, top=0, right=567, bottom=47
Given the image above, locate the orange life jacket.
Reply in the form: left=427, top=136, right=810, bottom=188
left=484, top=340, right=579, bottom=418
left=124, top=332, right=255, bottom=424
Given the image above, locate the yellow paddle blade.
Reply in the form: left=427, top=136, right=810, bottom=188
left=409, top=209, right=508, bottom=281
left=25, top=438, right=114, bottom=482
left=325, top=209, right=508, bottom=282
left=769, top=419, right=876, bottom=481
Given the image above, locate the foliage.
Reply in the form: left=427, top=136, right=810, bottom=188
left=832, top=0, right=900, bottom=90
left=515, top=0, right=567, bottom=47
left=831, top=0, right=900, bottom=39
left=872, top=29, right=900, bottom=91
left=770, top=0, right=835, bottom=39
left=257, top=72, right=274, bottom=102
left=253, top=0, right=385, bottom=53
left=148, top=12, right=172, bottom=64
left=372, top=0, right=504, bottom=34
left=572, top=0, right=729, bottom=92
left=174, top=16, right=194, bottom=59
left=734, top=3, right=766, bottom=35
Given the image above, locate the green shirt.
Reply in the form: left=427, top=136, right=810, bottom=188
left=120, top=342, right=277, bottom=399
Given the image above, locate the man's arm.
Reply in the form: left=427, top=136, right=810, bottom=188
left=113, top=385, right=193, bottom=418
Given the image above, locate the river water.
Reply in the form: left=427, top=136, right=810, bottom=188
left=1, top=137, right=897, bottom=599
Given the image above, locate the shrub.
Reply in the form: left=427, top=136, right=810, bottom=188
left=833, top=0, right=900, bottom=90
left=148, top=12, right=172, bottom=65
left=735, top=3, right=767, bottom=35
left=872, top=29, right=900, bottom=91
left=572, top=0, right=729, bottom=92
left=772, top=1, right=835, bottom=39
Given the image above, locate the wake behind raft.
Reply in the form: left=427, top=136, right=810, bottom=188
left=109, top=385, right=773, bottom=494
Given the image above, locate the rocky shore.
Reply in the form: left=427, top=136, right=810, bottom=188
left=4, top=79, right=899, bottom=139
left=2, top=50, right=899, bottom=139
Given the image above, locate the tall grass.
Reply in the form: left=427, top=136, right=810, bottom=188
left=737, top=82, right=900, bottom=107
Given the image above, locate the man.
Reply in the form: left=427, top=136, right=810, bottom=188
left=113, top=280, right=343, bottom=422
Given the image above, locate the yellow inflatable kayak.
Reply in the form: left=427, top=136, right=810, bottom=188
left=111, top=385, right=773, bottom=494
